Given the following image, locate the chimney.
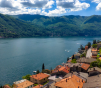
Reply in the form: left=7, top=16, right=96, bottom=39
left=66, top=79, right=67, bottom=82
left=78, top=86, right=79, bottom=88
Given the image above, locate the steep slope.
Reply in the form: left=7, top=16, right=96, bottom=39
left=0, top=14, right=51, bottom=38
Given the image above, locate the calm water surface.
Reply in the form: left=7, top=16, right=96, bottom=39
left=0, top=37, right=101, bottom=85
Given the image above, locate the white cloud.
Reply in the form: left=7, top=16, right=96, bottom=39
left=0, top=0, right=54, bottom=15
left=92, top=0, right=101, bottom=3
left=96, top=2, right=101, bottom=10
left=92, top=0, right=101, bottom=11
left=42, top=7, right=67, bottom=16
left=56, top=0, right=90, bottom=11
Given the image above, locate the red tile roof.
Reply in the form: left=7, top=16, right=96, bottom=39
left=30, top=73, right=49, bottom=80
left=67, top=60, right=71, bottom=63
left=3, top=85, right=11, bottom=88
left=52, top=65, right=70, bottom=74
left=81, top=63, right=90, bottom=70
left=55, top=75, right=85, bottom=88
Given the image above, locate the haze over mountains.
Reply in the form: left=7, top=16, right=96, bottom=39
left=0, top=13, right=101, bottom=38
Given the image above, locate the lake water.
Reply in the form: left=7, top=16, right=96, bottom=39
left=0, top=37, right=101, bottom=85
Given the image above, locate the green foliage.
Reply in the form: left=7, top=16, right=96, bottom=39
left=67, top=57, right=69, bottom=61
left=90, top=59, right=101, bottom=68
left=97, top=54, right=100, bottom=58
left=99, top=48, right=101, bottom=54
left=22, top=74, right=31, bottom=80
left=2, top=14, right=101, bottom=38
left=42, top=69, right=51, bottom=74
left=0, top=86, right=3, bottom=88
left=93, top=40, right=96, bottom=44
left=36, top=70, right=40, bottom=74
left=34, top=84, right=38, bottom=86
left=71, top=59, right=77, bottom=63
left=92, top=44, right=97, bottom=48
left=87, top=42, right=91, bottom=48
left=80, top=53, right=86, bottom=57
left=42, top=63, right=45, bottom=70
left=72, top=54, right=75, bottom=59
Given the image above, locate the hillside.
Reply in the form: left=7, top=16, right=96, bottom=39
left=12, top=14, right=101, bottom=36
left=1, top=14, right=101, bottom=38
left=0, top=14, right=51, bottom=38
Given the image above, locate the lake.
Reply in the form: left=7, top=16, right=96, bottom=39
left=0, top=36, right=101, bottom=85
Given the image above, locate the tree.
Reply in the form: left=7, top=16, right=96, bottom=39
left=67, top=57, right=69, bottom=61
left=93, top=40, right=96, bottom=44
left=42, top=63, right=45, bottom=70
left=87, top=42, right=91, bottom=48
left=22, top=74, right=31, bottom=80
left=36, top=70, right=40, bottom=74
left=72, top=54, right=75, bottom=59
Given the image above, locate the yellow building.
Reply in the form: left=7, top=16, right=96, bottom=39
left=30, top=73, right=49, bottom=84
left=13, top=79, right=34, bottom=88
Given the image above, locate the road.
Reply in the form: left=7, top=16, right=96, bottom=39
left=86, top=48, right=92, bottom=58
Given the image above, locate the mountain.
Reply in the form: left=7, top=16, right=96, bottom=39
left=0, top=14, right=52, bottom=38
left=12, top=14, right=101, bottom=36
left=1, top=14, right=101, bottom=38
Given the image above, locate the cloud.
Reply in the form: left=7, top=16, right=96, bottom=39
left=0, top=0, right=19, bottom=11
left=56, top=0, right=90, bottom=11
left=0, top=0, right=54, bottom=15
left=96, top=2, right=101, bottom=10
left=92, top=0, right=101, bottom=3
left=42, top=7, right=67, bottom=16
left=92, top=0, right=101, bottom=11
left=21, top=0, right=48, bottom=8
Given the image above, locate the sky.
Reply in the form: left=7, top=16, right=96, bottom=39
left=0, top=0, right=101, bottom=16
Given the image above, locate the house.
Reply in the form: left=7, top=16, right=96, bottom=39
left=3, top=85, right=11, bottom=88
left=13, top=79, right=34, bottom=88
left=51, top=65, right=70, bottom=77
left=78, top=50, right=85, bottom=54
left=74, top=53, right=81, bottom=59
left=54, top=75, right=85, bottom=88
left=83, top=74, right=101, bottom=88
left=67, top=59, right=72, bottom=63
left=97, top=43, right=101, bottom=49
left=81, top=63, right=90, bottom=72
left=88, top=67, right=101, bottom=76
left=30, top=73, right=49, bottom=84
left=63, top=72, right=88, bottom=82
left=76, top=57, right=96, bottom=64
left=33, top=84, right=43, bottom=88
left=65, top=63, right=90, bottom=72
left=85, top=46, right=88, bottom=50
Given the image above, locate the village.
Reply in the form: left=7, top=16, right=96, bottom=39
left=3, top=40, right=101, bottom=88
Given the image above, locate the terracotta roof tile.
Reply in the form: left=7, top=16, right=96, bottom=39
left=81, top=63, right=90, bottom=70
left=52, top=65, right=70, bottom=74
left=99, top=57, right=101, bottom=60
left=55, top=75, right=85, bottom=88
left=67, top=60, right=71, bottom=63
left=14, top=80, right=34, bottom=88
left=30, top=73, right=49, bottom=80
left=3, top=85, right=11, bottom=88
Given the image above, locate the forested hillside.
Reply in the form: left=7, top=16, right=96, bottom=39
left=1, top=14, right=101, bottom=38
left=0, top=14, right=51, bottom=38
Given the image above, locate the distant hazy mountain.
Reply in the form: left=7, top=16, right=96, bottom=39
left=1, top=14, right=101, bottom=38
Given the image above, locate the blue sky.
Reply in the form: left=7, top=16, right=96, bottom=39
left=0, top=0, right=101, bottom=16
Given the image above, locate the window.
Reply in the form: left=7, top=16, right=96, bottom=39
left=44, top=78, right=45, bottom=80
